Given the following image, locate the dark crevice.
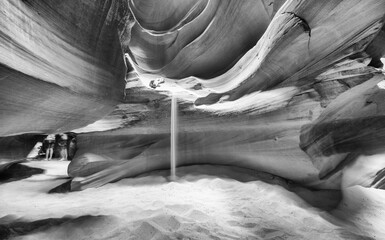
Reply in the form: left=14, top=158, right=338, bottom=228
left=371, top=168, right=385, bottom=189
left=283, top=12, right=311, bottom=50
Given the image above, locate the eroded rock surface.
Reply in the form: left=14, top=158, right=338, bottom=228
left=2, top=0, right=385, bottom=191
left=0, top=0, right=129, bottom=136
left=65, top=0, right=385, bottom=190
left=127, top=0, right=272, bottom=78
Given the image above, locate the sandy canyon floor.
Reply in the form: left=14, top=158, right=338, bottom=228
left=0, top=161, right=384, bottom=240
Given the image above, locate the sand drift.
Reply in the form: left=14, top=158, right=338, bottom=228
left=1, top=162, right=384, bottom=240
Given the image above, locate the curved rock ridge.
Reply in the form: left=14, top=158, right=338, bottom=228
left=66, top=56, right=378, bottom=191
left=300, top=74, right=385, bottom=179
left=2, top=0, right=385, bottom=193
left=68, top=68, right=383, bottom=191
left=65, top=0, right=385, bottom=191
left=127, top=0, right=272, bottom=78
left=129, top=0, right=208, bottom=32
left=126, top=0, right=385, bottom=102
left=193, top=0, right=385, bottom=105
left=0, top=0, right=130, bottom=136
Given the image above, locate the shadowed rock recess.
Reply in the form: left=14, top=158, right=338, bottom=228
left=1, top=0, right=385, bottom=192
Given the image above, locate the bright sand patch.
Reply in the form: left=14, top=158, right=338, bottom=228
left=0, top=161, right=380, bottom=240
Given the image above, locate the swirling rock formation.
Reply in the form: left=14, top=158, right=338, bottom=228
left=0, top=0, right=129, bottom=136
left=126, top=0, right=385, bottom=98
left=127, top=0, right=272, bottom=78
left=64, top=0, right=385, bottom=190
left=2, top=0, right=385, bottom=192
left=194, top=0, right=385, bottom=105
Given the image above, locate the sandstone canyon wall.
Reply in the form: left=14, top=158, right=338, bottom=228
left=67, top=0, right=385, bottom=190
left=1, top=0, right=385, bottom=191
left=0, top=0, right=129, bottom=136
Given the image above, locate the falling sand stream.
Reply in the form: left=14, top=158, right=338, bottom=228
left=170, top=94, right=177, bottom=180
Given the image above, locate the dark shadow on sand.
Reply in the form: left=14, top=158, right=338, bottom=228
left=0, top=215, right=113, bottom=240
left=48, top=180, right=72, bottom=194
left=0, top=163, right=44, bottom=183
left=0, top=216, right=72, bottom=239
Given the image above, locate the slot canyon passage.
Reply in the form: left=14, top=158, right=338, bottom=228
left=2, top=0, right=385, bottom=239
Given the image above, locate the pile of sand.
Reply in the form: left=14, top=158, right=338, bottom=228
left=0, top=161, right=382, bottom=239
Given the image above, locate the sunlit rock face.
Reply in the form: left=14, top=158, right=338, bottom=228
left=2, top=0, right=385, bottom=191
left=68, top=104, right=322, bottom=190
left=0, top=0, right=129, bottom=136
left=193, top=0, right=385, bottom=105
left=66, top=0, right=385, bottom=190
left=126, top=0, right=385, bottom=97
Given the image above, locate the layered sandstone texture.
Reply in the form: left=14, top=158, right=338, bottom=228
left=68, top=0, right=385, bottom=191
left=1, top=0, right=385, bottom=191
left=0, top=0, right=129, bottom=136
